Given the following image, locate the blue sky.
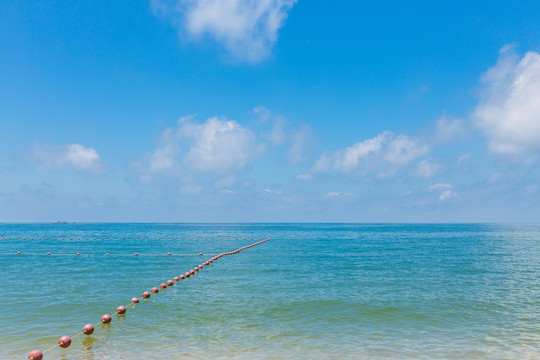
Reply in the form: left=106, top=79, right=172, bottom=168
left=1, top=0, right=540, bottom=222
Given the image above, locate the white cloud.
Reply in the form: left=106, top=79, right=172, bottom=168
left=457, top=153, right=471, bottom=167
left=151, top=0, right=297, bottom=62
left=302, top=131, right=428, bottom=179
left=180, top=116, right=261, bottom=172
left=438, top=189, right=456, bottom=201
left=473, top=46, right=540, bottom=158
left=134, top=115, right=262, bottom=183
left=383, top=134, right=429, bottom=165
left=149, top=128, right=180, bottom=173
left=327, top=192, right=353, bottom=197
left=32, top=143, right=103, bottom=174
left=287, top=124, right=314, bottom=164
left=415, top=158, right=444, bottom=178
left=263, top=189, right=282, bottom=195
left=426, top=183, right=456, bottom=201
left=434, top=115, right=466, bottom=143
left=428, top=183, right=453, bottom=190
left=255, top=106, right=315, bottom=163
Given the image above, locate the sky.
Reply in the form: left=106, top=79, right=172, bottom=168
left=1, top=0, right=540, bottom=222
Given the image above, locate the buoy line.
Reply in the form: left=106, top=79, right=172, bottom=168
left=3, top=252, right=210, bottom=256
left=26, top=238, right=270, bottom=360
left=2, top=238, right=259, bottom=240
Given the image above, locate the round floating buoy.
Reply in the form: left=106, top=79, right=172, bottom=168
left=198, top=265, right=203, bottom=269
left=160, top=283, right=167, bottom=289
left=134, top=253, right=138, bottom=256
left=28, top=349, right=43, bottom=360
left=76, top=253, right=80, bottom=256
left=190, top=269, right=195, bottom=275
left=185, top=272, right=190, bottom=278
left=142, top=291, right=150, bottom=298
left=152, top=287, right=159, bottom=293
left=167, top=280, right=174, bottom=286
left=167, top=252, right=171, bottom=255
left=83, top=324, right=94, bottom=335
left=199, top=252, right=203, bottom=255
left=59, top=335, right=71, bottom=348
left=17, top=251, right=21, bottom=255
left=46, top=252, right=51, bottom=255
left=173, top=277, right=179, bottom=281
left=105, top=253, right=110, bottom=255
left=131, top=297, right=139, bottom=303
left=117, top=306, right=126, bottom=314
left=179, top=274, right=185, bottom=279
left=101, top=314, right=112, bottom=324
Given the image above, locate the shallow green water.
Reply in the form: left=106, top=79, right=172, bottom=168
left=1, top=223, right=539, bottom=359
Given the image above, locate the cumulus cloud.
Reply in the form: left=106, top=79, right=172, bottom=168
left=32, top=143, right=103, bottom=174
left=473, top=45, right=540, bottom=159
left=301, top=131, right=428, bottom=179
left=151, top=0, right=297, bottom=62
left=428, top=183, right=453, bottom=190
left=255, top=106, right=315, bottom=163
left=327, top=192, right=353, bottom=197
left=434, top=115, right=466, bottom=143
left=180, top=116, right=260, bottom=172
left=427, top=183, right=456, bottom=201
left=415, top=158, right=445, bottom=178
left=438, top=189, right=456, bottom=201
left=134, top=115, right=262, bottom=183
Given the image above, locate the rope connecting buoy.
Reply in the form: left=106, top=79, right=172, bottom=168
left=26, top=238, right=271, bottom=359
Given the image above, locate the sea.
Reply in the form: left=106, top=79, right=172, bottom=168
left=0, top=223, right=539, bottom=359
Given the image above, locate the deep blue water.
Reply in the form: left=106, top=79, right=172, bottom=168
left=0, top=223, right=539, bottom=359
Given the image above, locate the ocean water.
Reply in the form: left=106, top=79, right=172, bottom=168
left=0, top=223, right=539, bottom=359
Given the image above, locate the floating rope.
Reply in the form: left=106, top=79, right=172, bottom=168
left=2, top=252, right=209, bottom=256
left=3, top=238, right=257, bottom=240
left=26, top=238, right=270, bottom=360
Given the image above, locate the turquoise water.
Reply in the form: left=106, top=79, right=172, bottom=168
left=1, top=223, right=539, bottom=359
